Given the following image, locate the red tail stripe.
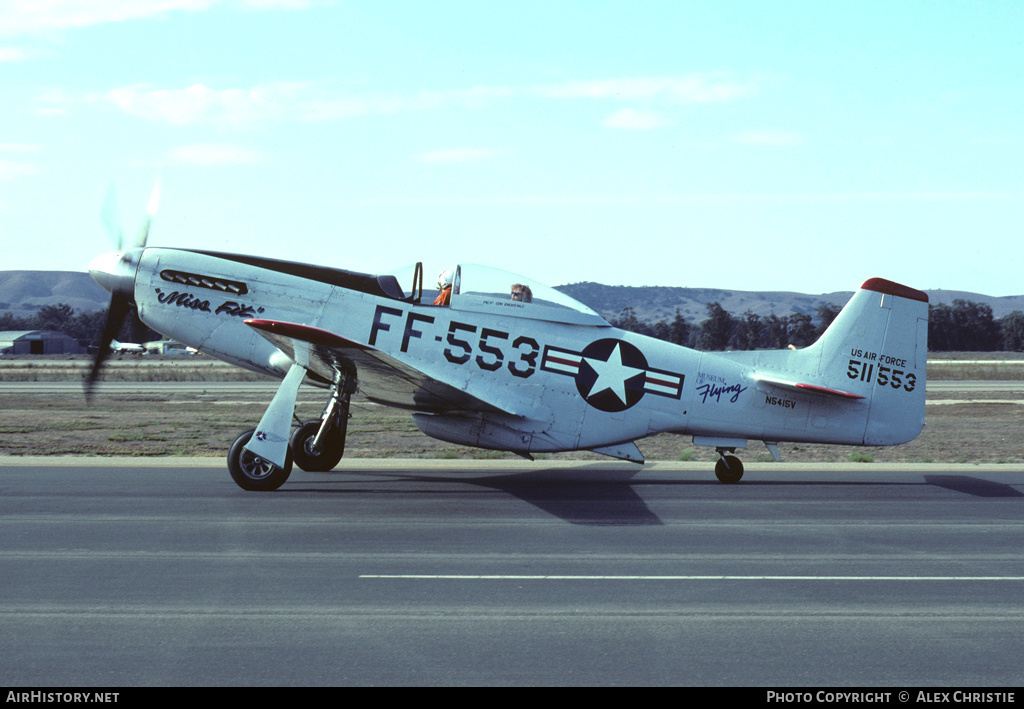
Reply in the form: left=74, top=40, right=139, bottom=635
left=860, top=278, right=929, bottom=303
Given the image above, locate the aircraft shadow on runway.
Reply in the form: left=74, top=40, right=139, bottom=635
left=279, top=464, right=664, bottom=525
left=390, top=467, right=666, bottom=526
left=923, top=475, right=1024, bottom=498
left=452, top=468, right=665, bottom=526
left=277, top=465, right=1024, bottom=525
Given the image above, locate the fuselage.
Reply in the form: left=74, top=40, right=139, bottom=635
left=91, top=247, right=926, bottom=457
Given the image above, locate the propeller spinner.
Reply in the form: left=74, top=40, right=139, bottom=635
left=85, top=181, right=160, bottom=399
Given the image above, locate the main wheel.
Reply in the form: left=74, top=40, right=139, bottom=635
left=290, top=420, right=345, bottom=472
left=714, top=455, right=744, bottom=484
left=227, top=429, right=292, bottom=491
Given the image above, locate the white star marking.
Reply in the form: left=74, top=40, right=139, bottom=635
left=583, top=343, right=645, bottom=405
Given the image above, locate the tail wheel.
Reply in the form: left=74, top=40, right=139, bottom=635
left=715, top=455, right=744, bottom=484
left=290, top=420, right=346, bottom=472
left=228, top=429, right=292, bottom=491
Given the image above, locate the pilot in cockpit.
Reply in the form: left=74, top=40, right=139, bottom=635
left=434, top=268, right=455, bottom=306
left=511, top=283, right=533, bottom=303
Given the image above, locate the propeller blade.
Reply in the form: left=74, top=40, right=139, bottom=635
left=101, top=184, right=124, bottom=251
left=87, top=177, right=158, bottom=400
left=85, top=293, right=132, bottom=401
left=132, top=177, right=161, bottom=249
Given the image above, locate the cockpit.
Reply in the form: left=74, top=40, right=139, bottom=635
left=378, top=263, right=609, bottom=326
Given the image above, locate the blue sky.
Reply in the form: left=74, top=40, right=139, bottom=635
left=2, top=0, right=1022, bottom=295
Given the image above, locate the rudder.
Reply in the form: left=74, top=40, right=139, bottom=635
left=812, top=278, right=929, bottom=445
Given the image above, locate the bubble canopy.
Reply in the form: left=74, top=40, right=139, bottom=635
left=383, top=263, right=609, bottom=326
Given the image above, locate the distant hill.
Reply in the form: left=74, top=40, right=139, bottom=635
left=2, top=270, right=1023, bottom=326
left=555, top=282, right=1024, bottom=325
left=0, top=271, right=109, bottom=318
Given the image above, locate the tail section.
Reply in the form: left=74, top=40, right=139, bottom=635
left=810, top=278, right=929, bottom=445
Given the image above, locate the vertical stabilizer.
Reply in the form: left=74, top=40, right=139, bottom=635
left=811, top=278, right=929, bottom=445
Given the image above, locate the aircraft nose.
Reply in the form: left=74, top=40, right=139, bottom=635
left=89, top=249, right=142, bottom=298
left=88, top=251, right=123, bottom=294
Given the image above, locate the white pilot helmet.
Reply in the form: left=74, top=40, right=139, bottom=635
left=437, top=268, right=455, bottom=290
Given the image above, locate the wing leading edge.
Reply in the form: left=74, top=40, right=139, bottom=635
left=244, top=318, right=515, bottom=415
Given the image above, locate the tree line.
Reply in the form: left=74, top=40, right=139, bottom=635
left=5, top=298, right=1024, bottom=353
left=611, top=299, right=1024, bottom=352
left=0, top=303, right=156, bottom=346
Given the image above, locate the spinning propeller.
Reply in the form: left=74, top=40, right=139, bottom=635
left=85, top=180, right=160, bottom=399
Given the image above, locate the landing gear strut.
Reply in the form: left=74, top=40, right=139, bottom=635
left=291, top=372, right=354, bottom=472
left=228, top=368, right=355, bottom=491
left=714, top=448, right=744, bottom=484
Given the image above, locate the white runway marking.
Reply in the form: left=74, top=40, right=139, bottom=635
left=361, top=574, right=1024, bottom=581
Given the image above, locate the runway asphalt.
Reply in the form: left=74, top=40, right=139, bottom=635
left=1, top=458, right=1023, bottom=686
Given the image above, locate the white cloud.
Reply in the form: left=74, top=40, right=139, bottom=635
left=732, top=129, right=802, bottom=147
left=535, top=75, right=755, bottom=103
left=95, top=74, right=755, bottom=127
left=416, top=148, right=500, bottom=164
left=166, top=143, right=263, bottom=165
left=101, top=82, right=312, bottom=126
left=5, top=45, right=56, bottom=61
left=0, top=0, right=326, bottom=35
left=104, top=82, right=475, bottom=126
left=0, top=159, right=39, bottom=181
left=0, top=46, right=27, bottom=61
left=603, top=108, right=673, bottom=131
left=0, top=0, right=217, bottom=35
left=239, top=0, right=328, bottom=8
left=0, top=144, right=40, bottom=180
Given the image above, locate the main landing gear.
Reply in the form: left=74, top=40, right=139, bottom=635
left=290, top=378, right=352, bottom=472
left=227, top=372, right=355, bottom=491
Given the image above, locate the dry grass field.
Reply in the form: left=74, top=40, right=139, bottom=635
left=1, top=354, right=1022, bottom=464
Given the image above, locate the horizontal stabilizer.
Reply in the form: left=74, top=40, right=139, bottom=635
left=753, top=374, right=865, bottom=400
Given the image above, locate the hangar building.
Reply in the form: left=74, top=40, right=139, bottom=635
left=0, top=330, right=86, bottom=355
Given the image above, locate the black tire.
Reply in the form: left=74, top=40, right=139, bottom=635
left=227, top=429, right=292, bottom=491
left=714, top=455, right=744, bottom=484
left=290, top=420, right=345, bottom=472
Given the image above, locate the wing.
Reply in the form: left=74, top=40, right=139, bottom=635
left=245, top=318, right=514, bottom=415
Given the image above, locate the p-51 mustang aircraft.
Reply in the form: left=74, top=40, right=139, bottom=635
left=87, top=189, right=928, bottom=491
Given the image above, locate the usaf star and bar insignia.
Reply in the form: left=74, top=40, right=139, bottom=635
left=541, top=338, right=684, bottom=412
